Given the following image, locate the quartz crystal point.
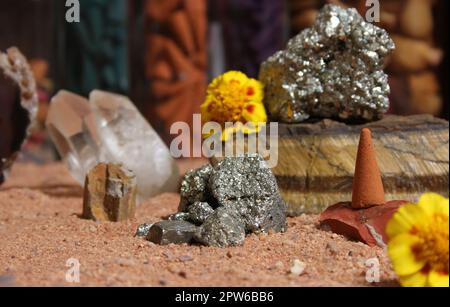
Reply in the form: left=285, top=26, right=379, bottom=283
left=259, top=4, right=395, bottom=123
left=46, top=90, right=179, bottom=201
left=89, top=90, right=179, bottom=199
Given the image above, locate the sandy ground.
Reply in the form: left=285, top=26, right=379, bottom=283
left=0, top=161, right=398, bottom=287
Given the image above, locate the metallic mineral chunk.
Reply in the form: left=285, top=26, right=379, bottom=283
left=210, top=155, right=279, bottom=203
left=195, top=207, right=246, bottom=248
left=187, top=202, right=215, bottom=225
left=259, top=4, right=395, bottom=123
left=82, top=163, right=137, bottom=222
left=135, top=223, right=153, bottom=237
left=211, top=155, right=287, bottom=234
left=222, top=196, right=287, bottom=233
left=168, top=212, right=190, bottom=221
left=178, top=164, right=214, bottom=211
left=146, top=221, right=198, bottom=245
left=151, top=154, right=287, bottom=248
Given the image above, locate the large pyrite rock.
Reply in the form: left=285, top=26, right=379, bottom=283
left=46, top=90, right=179, bottom=201
left=148, top=154, right=288, bottom=248
left=0, top=48, right=38, bottom=184
left=82, top=163, right=137, bottom=222
left=259, top=4, right=395, bottom=123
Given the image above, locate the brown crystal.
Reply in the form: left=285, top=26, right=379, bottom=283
left=82, top=163, right=137, bottom=222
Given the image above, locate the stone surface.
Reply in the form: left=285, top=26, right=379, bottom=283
left=150, top=155, right=287, bottom=247
left=259, top=4, right=395, bottom=123
left=0, top=47, right=38, bottom=184
left=179, top=155, right=287, bottom=247
left=210, top=155, right=279, bottom=203
left=135, top=223, right=153, bottom=237
left=319, top=200, right=407, bottom=247
left=46, top=90, right=179, bottom=201
left=187, top=202, right=214, bottom=225
left=178, top=164, right=214, bottom=211
left=146, top=220, right=198, bottom=245
left=271, top=115, right=449, bottom=215
left=168, top=212, right=190, bottom=222
left=82, top=163, right=137, bottom=222
left=290, top=259, right=306, bottom=276
left=195, top=207, right=246, bottom=247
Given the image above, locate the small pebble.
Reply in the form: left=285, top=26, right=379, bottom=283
left=179, top=255, right=194, bottom=262
left=290, top=259, right=306, bottom=276
left=326, top=242, right=339, bottom=254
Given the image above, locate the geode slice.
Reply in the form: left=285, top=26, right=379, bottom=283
left=0, top=48, right=38, bottom=184
left=259, top=4, right=395, bottom=123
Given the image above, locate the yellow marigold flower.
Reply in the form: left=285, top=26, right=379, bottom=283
left=386, top=193, right=449, bottom=287
left=201, top=71, right=267, bottom=140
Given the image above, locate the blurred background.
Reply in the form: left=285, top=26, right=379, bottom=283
left=0, top=0, right=448, bottom=163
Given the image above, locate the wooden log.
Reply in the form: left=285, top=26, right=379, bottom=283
left=274, top=115, right=449, bottom=215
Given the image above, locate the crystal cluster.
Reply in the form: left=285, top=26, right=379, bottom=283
left=143, top=154, right=287, bottom=247
left=46, top=90, right=179, bottom=201
left=259, top=4, right=395, bottom=123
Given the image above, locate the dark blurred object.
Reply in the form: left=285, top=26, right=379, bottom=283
left=0, top=0, right=54, bottom=62
left=435, top=0, right=449, bottom=120
left=144, top=0, right=208, bottom=143
left=0, top=75, right=24, bottom=183
left=217, top=0, right=286, bottom=78
left=56, top=0, right=129, bottom=97
left=0, top=48, right=38, bottom=184
left=288, top=0, right=446, bottom=119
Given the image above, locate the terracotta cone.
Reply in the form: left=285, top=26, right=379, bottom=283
left=351, top=128, right=386, bottom=209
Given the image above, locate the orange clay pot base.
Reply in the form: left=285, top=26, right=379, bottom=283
left=319, top=200, right=408, bottom=247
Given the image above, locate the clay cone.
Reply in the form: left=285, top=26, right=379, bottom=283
left=351, top=128, right=385, bottom=209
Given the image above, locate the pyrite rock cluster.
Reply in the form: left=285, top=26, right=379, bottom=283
left=259, top=4, right=395, bottom=123
left=83, top=163, right=137, bottom=222
left=46, top=90, right=179, bottom=201
left=0, top=47, right=38, bottom=184
left=145, top=155, right=288, bottom=247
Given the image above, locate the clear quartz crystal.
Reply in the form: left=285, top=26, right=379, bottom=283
left=46, top=90, right=179, bottom=201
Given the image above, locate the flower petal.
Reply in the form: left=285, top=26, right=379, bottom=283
left=428, top=270, right=449, bottom=287
left=242, top=102, right=267, bottom=123
left=386, top=203, right=426, bottom=239
left=417, top=193, right=449, bottom=217
left=388, top=233, right=426, bottom=276
left=400, top=271, right=428, bottom=287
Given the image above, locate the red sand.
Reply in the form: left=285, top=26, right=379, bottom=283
left=0, top=162, right=398, bottom=287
